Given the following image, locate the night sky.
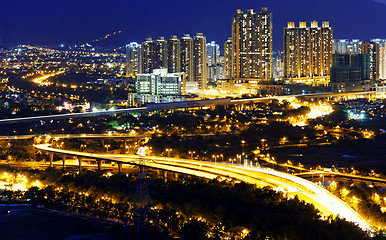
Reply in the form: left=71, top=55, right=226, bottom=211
left=1, top=0, right=386, bottom=49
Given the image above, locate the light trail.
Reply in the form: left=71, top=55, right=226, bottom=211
left=34, top=144, right=374, bottom=232
left=0, top=91, right=375, bottom=124
left=32, top=70, right=67, bottom=86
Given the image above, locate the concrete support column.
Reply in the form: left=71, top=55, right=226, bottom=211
left=97, top=159, right=102, bottom=171
left=62, top=155, right=66, bottom=170
left=118, top=162, right=123, bottom=172
left=77, top=157, right=82, bottom=172
left=49, top=152, right=54, bottom=168
left=163, top=170, right=168, bottom=182
left=174, top=172, right=179, bottom=179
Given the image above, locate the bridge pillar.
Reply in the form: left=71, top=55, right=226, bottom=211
left=49, top=152, right=54, bottom=168
left=62, top=155, right=66, bottom=170
left=118, top=162, right=123, bottom=172
left=77, top=157, right=82, bottom=172
left=163, top=170, right=168, bottom=182
left=97, top=159, right=102, bottom=171
left=174, top=172, right=179, bottom=179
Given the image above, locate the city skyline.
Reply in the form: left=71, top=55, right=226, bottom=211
left=1, top=0, right=386, bottom=48
left=1, top=1, right=386, bottom=237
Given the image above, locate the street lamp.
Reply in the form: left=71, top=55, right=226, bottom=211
left=212, top=155, right=217, bottom=163
left=105, top=144, right=110, bottom=154
left=188, top=151, right=195, bottom=159
left=166, top=148, right=172, bottom=157
left=81, top=144, right=87, bottom=152
left=220, top=154, right=223, bottom=162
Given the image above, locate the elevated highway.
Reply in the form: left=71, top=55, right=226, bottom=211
left=35, top=143, right=373, bottom=232
left=0, top=91, right=375, bottom=124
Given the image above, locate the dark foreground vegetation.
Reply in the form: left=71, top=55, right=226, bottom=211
left=0, top=166, right=384, bottom=240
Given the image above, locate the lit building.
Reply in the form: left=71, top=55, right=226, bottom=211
left=167, top=35, right=180, bottom=73
left=218, top=56, right=225, bottom=80
left=284, top=21, right=333, bottom=85
left=217, top=79, right=283, bottom=95
left=231, top=8, right=272, bottom=80
left=362, top=42, right=380, bottom=81
left=154, top=37, right=168, bottom=70
left=126, top=42, right=142, bottom=77
left=333, top=39, right=362, bottom=54
left=180, top=34, right=194, bottom=82
left=141, top=37, right=154, bottom=74
left=368, top=39, right=386, bottom=80
left=333, top=39, right=349, bottom=54
left=330, top=54, right=370, bottom=92
left=272, top=51, right=284, bottom=79
left=207, top=41, right=220, bottom=82
left=134, top=68, right=186, bottom=104
left=193, top=33, right=207, bottom=90
left=224, top=37, right=232, bottom=79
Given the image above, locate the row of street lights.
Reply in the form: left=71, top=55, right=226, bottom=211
left=212, top=154, right=224, bottom=163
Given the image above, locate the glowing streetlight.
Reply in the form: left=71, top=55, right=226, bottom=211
left=105, top=144, right=110, bottom=154
left=188, top=151, right=195, bottom=159
left=166, top=148, right=172, bottom=157
left=81, top=144, right=87, bottom=152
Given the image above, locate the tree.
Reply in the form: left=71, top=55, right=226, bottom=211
left=179, top=218, right=209, bottom=240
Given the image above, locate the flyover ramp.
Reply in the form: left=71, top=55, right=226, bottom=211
left=34, top=144, right=373, bottom=232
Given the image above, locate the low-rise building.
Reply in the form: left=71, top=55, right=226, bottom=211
left=131, top=68, right=186, bottom=105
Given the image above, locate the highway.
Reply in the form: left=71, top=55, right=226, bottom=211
left=34, top=143, right=374, bottom=232
left=296, top=170, right=386, bottom=186
left=0, top=133, right=149, bottom=140
left=0, top=91, right=375, bottom=124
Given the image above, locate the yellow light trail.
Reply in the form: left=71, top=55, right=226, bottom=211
left=32, top=70, right=66, bottom=86
left=34, top=143, right=374, bottom=232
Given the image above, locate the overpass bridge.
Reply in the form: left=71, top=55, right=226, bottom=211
left=0, top=91, right=376, bottom=124
left=35, top=143, right=373, bottom=232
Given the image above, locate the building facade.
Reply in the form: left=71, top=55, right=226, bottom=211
left=126, top=42, right=142, bottom=77
left=154, top=37, right=168, bottom=70
left=134, top=68, right=186, bottom=104
left=141, top=37, right=154, bottom=74
left=180, top=34, right=194, bottom=82
left=224, top=37, right=233, bottom=79
left=193, top=33, right=207, bottom=90
left=167, top=35, right=180, bottom=73
left=283, top=21, right=333, bottom=85
left=362, top=42, right=380, bottom=81
left=330, top=54, right=370, bottom=92
left=231, top=8, right=272, bottom=80
left=333, top=39, right=362, bottom=55
left=207, top=41, right=221, bottom=82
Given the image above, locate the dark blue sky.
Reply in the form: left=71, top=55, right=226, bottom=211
left=1, top=0, right=386, bottom=49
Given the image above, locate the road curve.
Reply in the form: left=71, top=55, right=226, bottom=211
left=34, top=144, right=373, bottom=232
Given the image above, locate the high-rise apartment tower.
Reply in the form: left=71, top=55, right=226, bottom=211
left=193, top=33, right=207, bottom=89
left=232, top=8, right=272, bottom=80
left=284, top=21, right=333, bottom=79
